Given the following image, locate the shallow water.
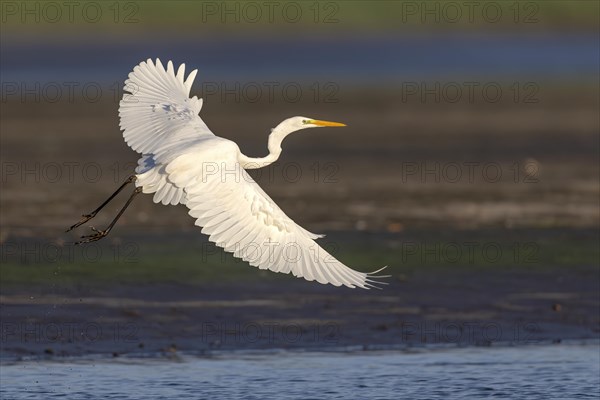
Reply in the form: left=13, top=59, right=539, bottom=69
left=1, top=343, right=598, bottom=399
left=3, top=34, right=598, bottom=83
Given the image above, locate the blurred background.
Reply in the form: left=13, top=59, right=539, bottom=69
left=0, top=1, right=599, bottom=395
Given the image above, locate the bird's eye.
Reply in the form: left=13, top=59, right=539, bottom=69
left=302, top=119, right=308, bottom=124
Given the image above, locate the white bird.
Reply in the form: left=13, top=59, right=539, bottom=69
left=67, top=58, right=387, bottom=289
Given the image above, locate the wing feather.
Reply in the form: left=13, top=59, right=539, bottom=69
left=177, top=157, right=385, bottom=289
left=119, top=58, right=214, bottom=158
left=135, top=154, right=188, bottom=206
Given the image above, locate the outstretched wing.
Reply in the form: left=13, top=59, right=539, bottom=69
left=165, top=150, right=387, bottom=289
left=119, top=58, right=214, bottom=160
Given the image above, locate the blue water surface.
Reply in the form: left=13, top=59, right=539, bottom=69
left=2, top=34, right=598, bottom=84
left=1, top=343, right=599, bottom=399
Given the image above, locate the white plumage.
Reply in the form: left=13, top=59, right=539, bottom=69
left=118, top=58, right=387, bottom=289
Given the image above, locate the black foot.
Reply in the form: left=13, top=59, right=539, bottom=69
left=75, top=226, right=108, bottom=245
left=66, top=213, right=97, bottom=232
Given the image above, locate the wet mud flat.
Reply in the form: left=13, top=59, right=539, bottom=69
left=1, top=89, right=598, bottom=359
left=1, top=228, right=598, bottom=360
left=1, top=89, right=598, bottom=235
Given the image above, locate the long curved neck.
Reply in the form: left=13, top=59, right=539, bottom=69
left=238, top=128, right=288, bottom=170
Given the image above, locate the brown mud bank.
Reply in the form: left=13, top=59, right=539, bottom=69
left=1, top=256, right=598, bottom=360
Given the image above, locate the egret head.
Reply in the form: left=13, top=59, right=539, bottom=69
left=264, top=116, right=346, bottom=159
left=275, top=116, right=346, bottom=134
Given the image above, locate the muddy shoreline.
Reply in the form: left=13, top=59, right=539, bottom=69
left=2, top=89, right=598, bottom=361
left=2, top=257, right=598, bottom=360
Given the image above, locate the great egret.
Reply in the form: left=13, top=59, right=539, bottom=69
left=67, top=58, right=387, bottom=289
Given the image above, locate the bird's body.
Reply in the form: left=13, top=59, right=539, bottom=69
left=69, top=58, right=386, bottom=289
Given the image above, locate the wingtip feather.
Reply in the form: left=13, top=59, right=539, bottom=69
left=176, top=63, right=186, bottom=82
left=185, top=69, right=198, bottom=92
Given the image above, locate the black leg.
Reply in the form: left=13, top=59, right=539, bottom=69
left=75, top=186, right=143, bottom=245
left=66, top=175, right=136, bottom=232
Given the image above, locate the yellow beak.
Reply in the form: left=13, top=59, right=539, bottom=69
left=309, top=119, right=347, bottom=127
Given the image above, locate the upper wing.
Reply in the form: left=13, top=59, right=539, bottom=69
left=119, top=58, right=214, bottom=159
left=165, top=151, right=386, bottom=289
